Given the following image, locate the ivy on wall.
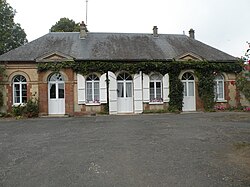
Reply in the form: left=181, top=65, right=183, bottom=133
left=195, top=70, right=215, bottom=111
left=37, top=60, right=243, bottom=111
left=236, top=44, right=250, bottom=102
left=0, top=65, right=6, bottom=107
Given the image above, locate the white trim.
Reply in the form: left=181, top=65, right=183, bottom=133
left=86, top=74, right=100, bottom=103
left=214, top=75, right=225, bottom=101
left=215, top=100, right=227, bottom=103
left=12, top=75, right=27, bottom=105
left=149, top=73, right=163, bottom=103
left=149, top=102, right=164, bottom=105
left=77, top=74, right=86, bottom=104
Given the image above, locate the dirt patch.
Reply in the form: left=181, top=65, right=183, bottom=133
left=228, top=142, right=250, bottom=183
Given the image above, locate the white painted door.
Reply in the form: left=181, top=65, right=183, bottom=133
left=182, top=72, right=196, bottom=111
left=48, top=73, right=65, bottom=115
left=117, top=73, right=133, bottom=113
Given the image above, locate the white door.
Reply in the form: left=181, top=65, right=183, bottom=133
left=182, top=72, right=196, bottom=111
left=117, top=73, right=133, bottom=113
left=48, top=73, right=65, bottom=115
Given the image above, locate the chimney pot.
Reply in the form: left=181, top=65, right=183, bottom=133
left=153, top=26, right=158, bottom=37
left=80, top=21, right=87, bottom=39
left=189, top=28, right=195, bottom=39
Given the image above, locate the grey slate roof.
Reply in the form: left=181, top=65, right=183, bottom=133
left=0, top=32, right=236, bottom=62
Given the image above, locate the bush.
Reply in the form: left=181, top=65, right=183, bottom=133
left=25, top=99, right=39, bottom=117
left=12, top=104, right=25, bottom=117
left=12, top=99, right=39, bottom=118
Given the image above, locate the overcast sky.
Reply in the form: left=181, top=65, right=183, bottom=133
left=7, top=0, right=250, bottom=57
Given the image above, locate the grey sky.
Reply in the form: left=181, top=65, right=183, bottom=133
left=7, top=0, right=250, bottom=57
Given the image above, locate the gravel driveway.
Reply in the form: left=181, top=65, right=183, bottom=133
left=0, top=112, right=250, bottom=187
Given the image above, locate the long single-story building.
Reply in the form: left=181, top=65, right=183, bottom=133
left=0, top=23, right=246, bottom=116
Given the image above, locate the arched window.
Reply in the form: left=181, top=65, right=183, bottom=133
left=150, top=73, right=162, bottom=102
left=214, top=75, right=225, bottom=101
left=117, top=72, right=132, bottom=81
left=117, top=72, right=132, bottom=98
left=86, top=74, right=100, bottom=103
left=48, top=73, right=65, bottom=99
left=49, top=73, right=64, bottom=82
left=182, top=72, right=195, bottom=97
left=13, top=75, right=27, bottom=104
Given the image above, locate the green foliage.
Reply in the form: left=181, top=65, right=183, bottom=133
left=25, top=99, right=39, bottom=117
left=0, top=0, right=27, bottom=55
left=236, top=74, right=250, bottom=102
left=12, top=104, right=25, bottom=117
left=196, top=70, right=215, bottom=111
left=50, top=18, right=80, bottom=32
left=0, top=91, right=3, bottom=107
left=0, top=65, right=6, bottom=76
left=236, top=44, right=250, bottom=102
left=12, top=99, right=39, bottom=118
left=168, top=66, right=183, bottom=111
left=37, top=60, right=242, bottom=112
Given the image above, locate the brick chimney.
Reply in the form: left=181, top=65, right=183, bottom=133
left=153, top=26, right=158, bottom=37
left=80, top=21, right=87, bottom=39
left=189, top=29, right=195, bottom=39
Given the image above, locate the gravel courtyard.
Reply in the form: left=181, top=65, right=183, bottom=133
left=0, top=112, right=250, bottom=187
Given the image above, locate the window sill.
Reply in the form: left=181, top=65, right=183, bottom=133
left=12, top=103, right=26, bottom=107
left=149, top=102, right=164, bottom=105
left=86, top=103, right=101, bottom=106
left=215, top=100, right=227, bottom=103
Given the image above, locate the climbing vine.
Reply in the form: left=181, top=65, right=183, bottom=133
left=236, top=43, right=250, bottom=102
left=37, top=60, right=243, bottom=111
left=195, top=70, right=215, bottom=111
left=168, top=66, right=183, bottom=111
left=0, top=65, right=6, bottom=107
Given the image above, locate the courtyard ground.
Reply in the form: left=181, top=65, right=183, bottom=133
left=0, top=112, right=250, bottom=187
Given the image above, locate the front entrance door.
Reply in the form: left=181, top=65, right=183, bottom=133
left=117, top=72, right=133, bottom=113
left=48, top=73, right=65, bottom=115
left=182, top=72, right=196, bottom=111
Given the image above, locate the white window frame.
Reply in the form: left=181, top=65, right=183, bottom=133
left=13, top=75, right=27, bottom=105
left=149, top=74, right=163, bottom=103
left=86, top=74, right=100, bottom=105
left=214, top=75, right=225, bottom=102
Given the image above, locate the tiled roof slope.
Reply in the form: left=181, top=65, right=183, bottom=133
left=0, top=32, right=236, bottom=62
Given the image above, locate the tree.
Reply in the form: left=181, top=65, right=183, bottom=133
left=50, top=18, right=80, bottom=32
left=236, top=43, right=250, bottom=103
left=0, top=0, right=27, bottom=55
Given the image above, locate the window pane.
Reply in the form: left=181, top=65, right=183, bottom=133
left=22, top=90, right=27, bottom=98
left=14, top=84, right=20, bottom=96
left=188, top=82, right=194, bottom=96
left=156, top=82, right=161, bottom=88
left=22, top=84, right=27, bottom=91
left=49, top=73, right=64, bottom=81
left=94, top=82, right=100, bottom=101
left=117, top=82, right=124, bottom=97
left=15, top=97, right=20, bottom=103
left=183, top=82, right=187, bottom=96
left=156, top=88, right=161, bottom=99
left=150, top=82, right=155, bottom=100
left=126, top=82, right=132, bottom=97
left=218, top=81, right=223, bottom=99
left=50, top=84, right=56, bottom=99
left=22, top=96, right=27, bottom=103
left=156, top=82, right=161, bottom=99
left=86, top=82, right=92, bottom=101
left=58, top=83, right=64, bottom=99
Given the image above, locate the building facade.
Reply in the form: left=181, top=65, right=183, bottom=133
left=0, top=25, right=246, bottom=116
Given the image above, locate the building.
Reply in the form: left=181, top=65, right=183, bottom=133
left=0, top=23, right=243, bottom=116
